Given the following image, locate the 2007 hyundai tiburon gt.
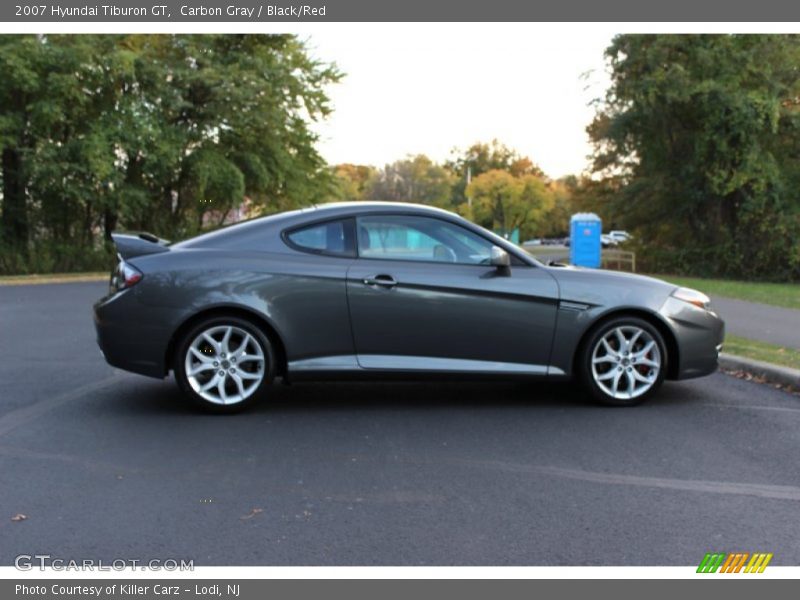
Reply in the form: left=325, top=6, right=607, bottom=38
left=94, top=202, right=724, bottom=412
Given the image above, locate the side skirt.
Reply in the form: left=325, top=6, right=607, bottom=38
left=286, top=354, right=568, bottom=382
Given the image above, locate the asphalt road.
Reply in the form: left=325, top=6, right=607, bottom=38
left=712, top=296, right=800, bottom=350
left=1, top=282, right=800, bottom=566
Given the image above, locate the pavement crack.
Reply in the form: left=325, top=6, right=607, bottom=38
left=702, top=403, right=800, bottom=414
left=0, top=372, right=121, bottom=438
left=0, top=443, right=138, bottom=474
left=421, top=457, right=800, bottom=502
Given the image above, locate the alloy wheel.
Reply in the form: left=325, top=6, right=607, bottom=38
left=590, top=325, right=661, bottom=400
left=184, top=325, right=265, bottom=405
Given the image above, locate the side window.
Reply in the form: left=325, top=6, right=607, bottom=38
left=357, top=215, right=495, bottom=265
left=285, top=219, right=354, bottom=257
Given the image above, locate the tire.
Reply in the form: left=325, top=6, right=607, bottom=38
left=174, top=315, right=275, bottom=413
left=577, top=316, right=667, bottom=406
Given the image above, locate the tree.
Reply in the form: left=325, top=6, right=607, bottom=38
left=367, top=154, right=454, bottom=206
left=517, top=174, right=555, bottom=237
left=538, top=176, right=578, bottom=238
left=112, top=34, right=342, bottom=234
left=589, top=34, right=800, bottom=279
left=0, top=34, right=343, bottom=273
left=446, top=140, right=544, bottom=206
left=465, top=169, right=553, bottom=238
left=332, top=163, right=377, bottom=201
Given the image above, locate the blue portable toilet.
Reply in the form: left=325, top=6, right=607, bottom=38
left=570, top=213, right=602, bottom=268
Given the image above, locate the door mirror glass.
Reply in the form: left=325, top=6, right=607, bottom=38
left=490, top=246, right=510, bottom=268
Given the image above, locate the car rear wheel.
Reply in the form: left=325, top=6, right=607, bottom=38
left=578, top=316, right=667, bottom=406
left=175, top=316, right=274, bottom=413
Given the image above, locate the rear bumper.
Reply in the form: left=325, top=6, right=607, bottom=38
left=93, top=290, right=179, bottom=379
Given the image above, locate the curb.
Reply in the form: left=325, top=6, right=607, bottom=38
left=0, top=274, right=107, bottom=286
left=719, top=352, right=800, bottom=389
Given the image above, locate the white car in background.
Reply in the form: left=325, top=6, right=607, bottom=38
left=609, top=230, right=633, bottom=243
left=601, top=234, right=619, bottom=248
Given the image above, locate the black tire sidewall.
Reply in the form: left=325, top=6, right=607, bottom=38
left=174, top=316, right=275, bottom=413
left=578, top=316, right=667, bottom=406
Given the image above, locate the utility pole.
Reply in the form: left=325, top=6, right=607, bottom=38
left=466, top=165, right=472, bottom=209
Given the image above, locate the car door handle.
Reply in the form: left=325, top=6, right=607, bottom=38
left=363, top=275, right=398, bottom=288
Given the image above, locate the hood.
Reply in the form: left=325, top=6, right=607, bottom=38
left=545, top=266, right=678, bottom=309
left=547, top=265, right=674, bottom=287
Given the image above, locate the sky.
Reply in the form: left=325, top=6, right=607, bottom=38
left=305, top=24, right=615, bottom=179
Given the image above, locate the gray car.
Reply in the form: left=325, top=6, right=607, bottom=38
left=94, top=202, right=724, bottom=412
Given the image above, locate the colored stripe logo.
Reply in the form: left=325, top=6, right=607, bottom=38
left=697, top=552, right=772, bottom=573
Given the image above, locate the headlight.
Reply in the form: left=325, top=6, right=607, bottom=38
left=671, top=287, right=711, bottom=310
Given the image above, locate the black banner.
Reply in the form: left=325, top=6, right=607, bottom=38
left=3, top=0, right=800, bottom=22
left=3, top=579, right=798, bottom=600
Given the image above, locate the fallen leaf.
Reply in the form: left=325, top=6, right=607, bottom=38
left=240, top=508, right=263, bottom=520
left=11, top=514, right=27, bottom=522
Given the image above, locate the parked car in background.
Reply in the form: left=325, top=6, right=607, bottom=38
left=601, top=234, right=619, bottom=248
left=94, top=202, right=724, bottom=412
left=609, top=230, right=633, bottom=243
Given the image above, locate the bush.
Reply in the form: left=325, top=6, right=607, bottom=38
left=0, top=242, right=116, bottom=276
left=635, top=242, right=800, bottom=282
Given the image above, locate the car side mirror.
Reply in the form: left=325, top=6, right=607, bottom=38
left=490, top=246, right=511, bottom=274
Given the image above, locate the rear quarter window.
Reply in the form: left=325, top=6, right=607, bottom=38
left=284, top=218, right=355, bottom=257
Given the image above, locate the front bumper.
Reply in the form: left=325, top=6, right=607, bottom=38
left=659, top=296, right=725, bottom=380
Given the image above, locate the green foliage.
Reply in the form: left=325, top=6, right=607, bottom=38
left=332, top=146, right=570, bottom=242
left=364, top=155, right=454, bottom=206
left=182, top=150, right=246, bottom=227
left=446, top=139, right=545, bottom=207
left=332, top=163, right=377, bottom=201
left=0, top=34, right=342, bottom=273
left=463, top=169, right=554, bottom=239
left=0, top=242, right=114, bottom=275
left=539, top=176, right=579, bottom=238
left=588, top=34, right=800, bottom=281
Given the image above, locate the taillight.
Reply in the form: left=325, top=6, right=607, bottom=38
left=110, top=260, right=143, bottom=294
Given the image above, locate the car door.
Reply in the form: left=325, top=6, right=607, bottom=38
left=276, top=217, right=359, bottom=370
left=345, top=214, right=561, bottom=375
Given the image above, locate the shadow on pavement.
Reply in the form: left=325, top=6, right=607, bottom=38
left=94, top=375, right=702, bottom=418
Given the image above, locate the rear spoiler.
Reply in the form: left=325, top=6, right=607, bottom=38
left=111, top=232, right=171, bottom=260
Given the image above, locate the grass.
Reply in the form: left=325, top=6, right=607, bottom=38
left=724, top=335, right=800, bottom=371
left=0, top=272, right=107, bottom=286
left=658, top=275, right=800, bottom=310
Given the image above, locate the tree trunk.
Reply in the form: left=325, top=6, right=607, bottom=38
left=84, top=200, right=94, bottom=246
left=103, top=208, right=118, bottom=241
left=1, top=147, right=28, bottom=249
left=494, top=194, right=506, bottom=233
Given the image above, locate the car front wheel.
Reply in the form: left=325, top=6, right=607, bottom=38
left=578, top=316, right=667, bottom=406
left=175, top=316, right=274, bottom=413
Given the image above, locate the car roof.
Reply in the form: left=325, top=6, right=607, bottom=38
left=175, top=202, right=471, bottom=250
left=299, top=201, right=457, bottom=218
left=171, top=201, right=542, bottom=267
